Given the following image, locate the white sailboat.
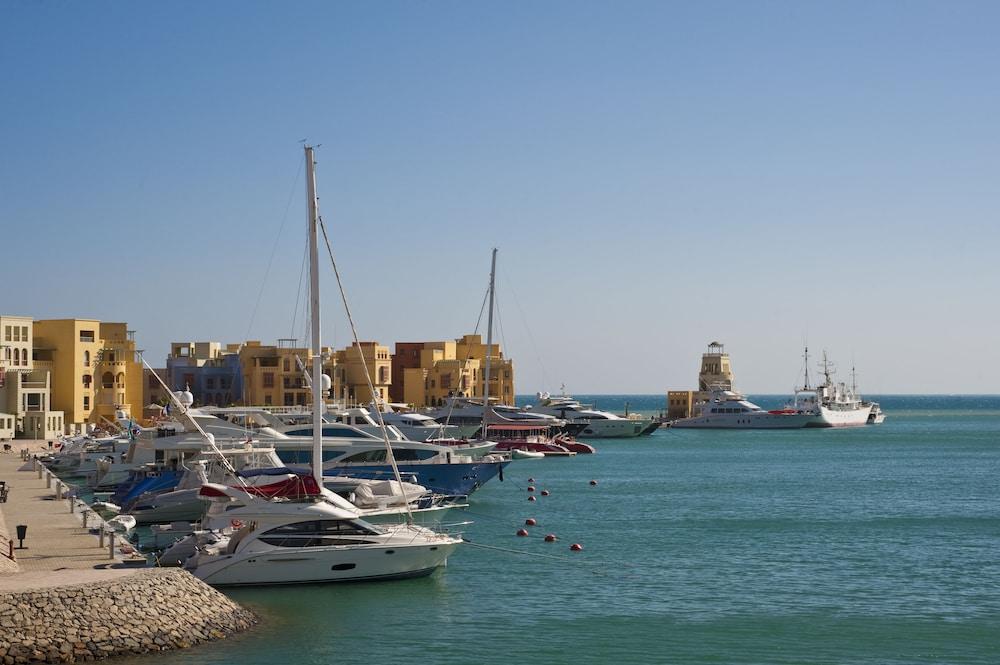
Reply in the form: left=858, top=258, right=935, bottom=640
left=181, top=145, right=460, bottom=585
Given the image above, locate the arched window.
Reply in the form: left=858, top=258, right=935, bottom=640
left=13, top=348, right=19, bottom=365
left=115, top=372, right=125, bottom=387
left=84, top=350, right=90, bottom=367
left=101, top=372, right=114, bottom=389
left=378, top=366, right=389, bottom=384
left=82, top=374, right=92, bottom=388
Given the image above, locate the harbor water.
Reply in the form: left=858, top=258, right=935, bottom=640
left=124, top=395, right=1000, bottom=664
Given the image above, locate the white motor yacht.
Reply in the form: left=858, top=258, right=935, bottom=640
left=529, top=392, right=657, bottom=438
left=672, top=387, right=819, bottom=429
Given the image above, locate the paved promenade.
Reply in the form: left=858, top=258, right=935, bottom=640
left=0, top=440, right=139, bottom=591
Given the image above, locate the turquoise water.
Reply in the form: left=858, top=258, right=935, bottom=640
left=128, top=395, right=1000, bottom=664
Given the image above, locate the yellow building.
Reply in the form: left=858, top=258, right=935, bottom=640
left=33, top=319, right=143, bottom=433
left=238, top=340, right=333, bottom=407
left=329, top=342, right=391, bottom=405
left=396, top=334, right=515, bottom=408
left=1, top=315, right=64, bottom=439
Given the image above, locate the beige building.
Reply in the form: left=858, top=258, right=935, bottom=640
left=666, top=341, right=737, bottom=420
left=33, top=319, right=142, bottom=433
left=396, top=334, right=514, bottom=408
left=0, top=315, right=64, bottom=439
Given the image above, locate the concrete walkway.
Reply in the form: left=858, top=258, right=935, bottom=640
left=0, top=440, right=141, bottom=591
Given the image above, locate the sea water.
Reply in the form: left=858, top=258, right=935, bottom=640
left=124, top=395, right=1000, bottom=664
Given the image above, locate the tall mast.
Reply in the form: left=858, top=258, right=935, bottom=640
left=481, top=248, right=497, bottom=438
left=306, top=145, right=324, bottom=485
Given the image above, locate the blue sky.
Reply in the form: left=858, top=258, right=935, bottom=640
left=2, top=1, right=998, bottom=393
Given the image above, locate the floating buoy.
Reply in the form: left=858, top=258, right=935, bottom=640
left=528, top=496, right=537, bottom=502
left=544, top=534, right=557, bottom=542
left=527, top=485, right=535, bottom=492
left=528, top=477, right=535, bottom=483
left=589, top=480, right=598, bottom=486
left=540, top=489, right=550, bottom=496
left=525, top=518, right=537, bottom=526
left=516, top=529, right=529, bottom=537
left=570, top=543, right=583, bottom=551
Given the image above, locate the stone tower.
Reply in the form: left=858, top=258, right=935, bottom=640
left=698, top=341, right=734, bottom=391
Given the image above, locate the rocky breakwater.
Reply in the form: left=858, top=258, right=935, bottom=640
left=0, top=569, right=256, bottom=663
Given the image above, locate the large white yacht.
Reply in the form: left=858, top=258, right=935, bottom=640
left=671, top=386, right=819, bottom=429
left=528, top=392, right=658, bottom=438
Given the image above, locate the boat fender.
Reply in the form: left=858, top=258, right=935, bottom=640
left=497, top=462, right=504, bottom=482
left=544, top=534, right=557, bottom=542
left=230, top=519, right=244, bottom=529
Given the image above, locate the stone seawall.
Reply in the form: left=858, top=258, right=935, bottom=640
left=0, top=569, right=256, bottom=663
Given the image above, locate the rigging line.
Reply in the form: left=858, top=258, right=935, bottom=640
left=493, top=286, right=509, bottom=396
left=501, top=269, right=549, bottom=391
left=439, top=283, right=491, bottom=431
left=289, top=236, right=309, bottom=340
left=244, top=155, right=304, bottom=342
left=317, top=214, right=413, bottom=523
left=137, top=352, right=247, bottom=488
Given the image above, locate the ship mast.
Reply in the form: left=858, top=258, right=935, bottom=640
left=480, top=248, right=497, bottom=439
left=802, top=346, right=811, bottom=390
left=305, top=145, right=324, bottom=486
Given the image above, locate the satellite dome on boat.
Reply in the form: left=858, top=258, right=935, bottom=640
left=320, top=374, right=332, bottom=392
left=175, top=390, right=194, bottom=408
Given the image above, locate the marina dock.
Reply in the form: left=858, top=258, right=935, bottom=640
left=0, top=441, right=256, bottom=663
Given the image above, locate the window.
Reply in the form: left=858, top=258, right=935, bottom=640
left=80, top=330, right=95, bottom=343
left=283, top=359, right=290, bottom=372
left=101, top=372, right=114, bottom=388
left=84, top=350, right=90, bottom=367
left=264, top=393, right=272, bottom=406
left=3, top=326, right=9, bottom=341
left=107, top=351, right=115, bottom=363
left=206, top=378, right=215, bottom=390
left=82, top=374, right=92, bottom=388
left=21, top=326, right=27, bottom=341
left=13, top=348, right=19, bottom=365
left=12, top=327, right=20, bottom=342
left=83, top=396, right=90, bottom=410
left=263, top=373, right=274, bottom=388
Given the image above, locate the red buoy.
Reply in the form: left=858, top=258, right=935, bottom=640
left=544, top=534, right=557, bottom=542
left=540, top=489, right=550, bottom=496
left=527, top=486, right=535, bottom=492
left=589, top=480, right=598, bottom=486
left=570, top=543, right=583, bottom=551
left=525, top=518, right=537, bottom=526
left=528, top=496, right=537, bottom=502
left=516, top=529, right=529, bottom=537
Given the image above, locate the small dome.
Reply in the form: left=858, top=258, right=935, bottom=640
left=320, top=374, right=332, bottom=392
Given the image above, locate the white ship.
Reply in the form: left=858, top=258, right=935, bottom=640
left=790, top=350, right=882, bottom=427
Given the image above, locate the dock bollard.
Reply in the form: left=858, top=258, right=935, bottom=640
left=108, top=531, right=115, bottom=560
left=45, top=472, right=52, bottom=488
left=98, top=527, right=105, bottom=548
left=36, top=463, right=42, bottom=478
left=82, top=510, right=89, bottom=528
left=55, top=481, right=63, bottom=500
left=69, top=498, right=75, bottom=514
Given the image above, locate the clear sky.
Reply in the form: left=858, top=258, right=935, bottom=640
left=2, top=1, right=998, bottom=394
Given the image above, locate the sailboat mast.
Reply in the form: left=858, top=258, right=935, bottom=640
left=305, top=145, right=324, bottom=485
left=803, top=346, right=811, bottom=390
left=481, top=248, right=497, bottom=437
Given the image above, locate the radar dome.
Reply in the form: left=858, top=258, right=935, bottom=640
left=321, top=374, right=332, bottom=392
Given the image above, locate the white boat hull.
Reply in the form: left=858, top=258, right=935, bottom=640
left=188, top=540, right=458, bottom=586
left=806, top=405, right=871, bottom=428
left=576, top=419, right=654, bottom=438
